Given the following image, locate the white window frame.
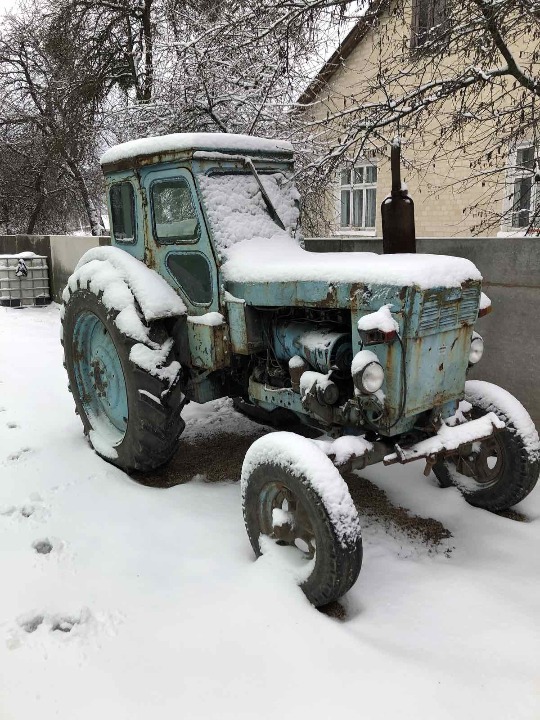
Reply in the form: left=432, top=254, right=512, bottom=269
left=502, top=143, right=540, bottom=234
left=336, top=161, right=378, bottom=236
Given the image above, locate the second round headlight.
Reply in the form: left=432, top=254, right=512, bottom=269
left=469, top=332, right=484, bottom=365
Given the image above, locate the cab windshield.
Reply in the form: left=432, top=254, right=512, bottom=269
left=197, top=171, right=300, bottom=254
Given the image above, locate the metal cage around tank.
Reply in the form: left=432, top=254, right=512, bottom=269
left=0, top=254, right=50, bottom=307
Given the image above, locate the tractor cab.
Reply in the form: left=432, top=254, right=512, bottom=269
left=101, top=133, right=295, bottom=316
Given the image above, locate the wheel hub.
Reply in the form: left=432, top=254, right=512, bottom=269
left=453, top=435, right=505, bottom=488
left=259, top=482, right=316, bottom=559
left=72, top=310, right=128, bottom=444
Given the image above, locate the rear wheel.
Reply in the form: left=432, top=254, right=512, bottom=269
left=433, top=381, right=540, bottom=511
left=62, top=287, right=185, bottom=473
left=242, top=433, right=362, bottom=607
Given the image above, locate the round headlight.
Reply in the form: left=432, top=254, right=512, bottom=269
left=360, top=361, right=385, bottom=393
left=352, top=350, right=385, bottom=394
left=469, top=333, right=484, bottom=365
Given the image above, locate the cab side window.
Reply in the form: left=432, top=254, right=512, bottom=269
left=166, top=253, right=212, bottom=305
left=110, top=182, right=136, bottom=243
left=152, top=178, right=200, bottom=244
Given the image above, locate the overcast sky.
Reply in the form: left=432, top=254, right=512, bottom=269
left=0, top=0, right=16, bottom=12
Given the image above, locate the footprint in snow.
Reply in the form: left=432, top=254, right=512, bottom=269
left=7, top=608, right=104, bottom=649
left=50, top=616, right=79, bottom=633
left=7, top=609, right=124, bottom=650
left=18, top=614, right=44, bottom=634
left=14, top=612, right=81, bottom=637
left=6, top=447, right=32, bottom=462
left=1, top=494, right=47, bottom=522
left=32, top=538, right=53, bottom=555
left=0, top=504, right=35, bottom=519
left=6, top=422, right=18, bottom=429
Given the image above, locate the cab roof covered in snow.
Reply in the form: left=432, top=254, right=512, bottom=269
left=100, top=133, right=294, bottom=171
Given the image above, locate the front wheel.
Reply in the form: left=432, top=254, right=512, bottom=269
left=241, top=432, right=363, bottom=607
left=433, top=381, right=540, bottom=511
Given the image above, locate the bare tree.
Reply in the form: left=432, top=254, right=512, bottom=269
left=0, top=0, right=117, bottom=234
left=2, top=0, right=538, bottom=235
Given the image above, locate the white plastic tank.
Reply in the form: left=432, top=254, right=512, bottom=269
left=0, top=252, right=50, bottom=307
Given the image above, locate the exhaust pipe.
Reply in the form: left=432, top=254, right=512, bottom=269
left=381, top=140, right=416, bottom=254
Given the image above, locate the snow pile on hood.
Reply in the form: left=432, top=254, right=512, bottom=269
left=198, top=173, right=481, bottom=289
left=241, top=432, right=361, bottom=547
left=101, top=133, right=293, bottom=166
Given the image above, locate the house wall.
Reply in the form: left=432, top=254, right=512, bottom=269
left=303, top=2, right=527, bottom=238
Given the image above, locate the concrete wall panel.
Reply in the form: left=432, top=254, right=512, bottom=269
left=49, top=235, right=110, bottom=302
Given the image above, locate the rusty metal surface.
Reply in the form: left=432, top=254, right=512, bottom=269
left=224, top=293, right=264, bottom=354
left=382, top=414, right=502, bottom=466
left=187, top=317, right=230, bottom=371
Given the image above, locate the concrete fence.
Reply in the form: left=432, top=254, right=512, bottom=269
left=1, top=233, right=538, bottom=427
left=0, top=235, right=110, bottom=303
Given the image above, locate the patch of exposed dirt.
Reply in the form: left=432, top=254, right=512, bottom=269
left=318, top=601, right=347, bottom=621
left=343, top=471, right=454, bottom=551
left=132, top=408, right=321, bottom=488
left=133, top=407, right=452, bottom=553
left=133, top=431, right=268, bottom=488
left=493, top=508, right=529, bottom=522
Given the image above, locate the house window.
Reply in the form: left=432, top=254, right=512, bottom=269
left=508, top=146, right=539, bottom=229
left=340, top=164, right=377, bottom=229
left=411, top=0, right=448, bottom=48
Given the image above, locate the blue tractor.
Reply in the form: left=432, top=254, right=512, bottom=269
left=61, top=133, right=539, bottom=606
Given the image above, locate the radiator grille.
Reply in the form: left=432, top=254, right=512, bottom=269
left=418, top=286, right=479, bottom=333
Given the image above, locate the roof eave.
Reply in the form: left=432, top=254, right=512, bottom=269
left=295, top=0, right=389, bottom=108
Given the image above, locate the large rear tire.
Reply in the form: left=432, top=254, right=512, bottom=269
left=241, top=432, right=362, bottom=607
left=433, top=381, right=540, bottom=511
left=62, top=286, right=185, bottom=473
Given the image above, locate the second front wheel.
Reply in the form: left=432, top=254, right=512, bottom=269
left=241, top=432, right=363, bottom=607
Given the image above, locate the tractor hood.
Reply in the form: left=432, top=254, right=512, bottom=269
left=223, top=246, right=482, bottom=310
left=196, top=170, right=482, bottom=307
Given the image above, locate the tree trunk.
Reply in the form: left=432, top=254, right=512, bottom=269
left=66, top=159, right=102, bottom=236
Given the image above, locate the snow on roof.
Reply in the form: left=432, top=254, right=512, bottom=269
left=100, top=133, right=294, bottom=167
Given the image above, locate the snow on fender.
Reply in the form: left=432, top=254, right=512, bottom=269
left=242, top=432, right=361, bottom=547
left=67, top=245, right=186, bottom=325
left=465, top=380, right=540, bottom=460
left=61, top=246, right=187, bottom=472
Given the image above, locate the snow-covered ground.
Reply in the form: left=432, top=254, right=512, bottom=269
left=1, top=304, right=539, bottom=720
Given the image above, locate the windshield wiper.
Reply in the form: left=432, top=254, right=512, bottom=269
left=243, top=157, right=286, bottom=231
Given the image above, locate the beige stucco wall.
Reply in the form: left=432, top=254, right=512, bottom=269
left=304, top=2, right=527, bottom=237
